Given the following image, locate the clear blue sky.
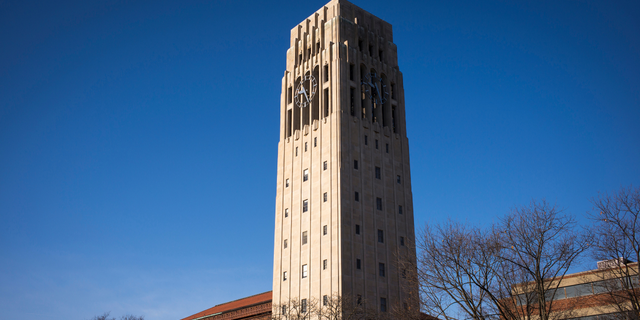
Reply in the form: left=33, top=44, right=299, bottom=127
left=1, top=0, right=638, bottom=319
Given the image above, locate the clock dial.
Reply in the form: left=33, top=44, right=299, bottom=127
left=361, top=72, right=388, bottom=105
left=294, top=74, right=317, bottom=108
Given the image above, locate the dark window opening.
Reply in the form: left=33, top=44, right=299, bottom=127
left=386, top=143, right=389, bottom=153
left=303, top=199, right=308, bottom=212
left=369, top=44, right=373, bottom=57
left=324, top=64, right=329, bottom=82
left=314, top=137, right=317, bottom=147
left=358, top=39, right=363, bottom=51
left=380, top=298, right=387, bottom=312
left=285, top=208, right=288, bottom=217
left=323, top=192, right=328, bottom=202
left=364, top=135, right=368, bottom=145
left=379, top=263, right=385, bottom=277
left=357, top=295, right=362, bottom=305
left=354, top=160, right=359, bottom=170
left=323, top=161, right=327, bottom=170
left=356, top=259, right=361, bottom=269
left=349, top=64, right=354, bottom=81
left=302, top=231, right=308, bottom=245
left=288, top=87, right=292, bottom=104
left=350, top=87, right=355, bottom=116
left=376, top=197, right=382, bottom=210
left=323, top=295, right=328, bottom=305
left=305, top=142, right=307, bottom=152
left=378, top=229, right=384, bottom=243
left=355, top=224, right=360, bottom=235
left=399, top=205, right=403, bottom=215
left=316, top=42, right=320, bottom=53
left=323, top=259, right=327, bottom=270
left=400, top=236, right=405, bottom=246
left=391, top=83, right=396, bottom=99
left=324, top=88, right=329, bottom=117
left=375, top=139, right=379, bottom=149
left=355, top=191, right=359, bottom=202
left=302, top=299, right=307, bottom=312
left=379, top=49, right=384, bottom=61
left=323, top=225, right=327, bottom=235
left=375, top=167, right=381, bottom=179
left=397, top=175, right=401, bottom=184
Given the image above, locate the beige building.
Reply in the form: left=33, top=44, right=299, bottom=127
left=272, top=0, right=417, bottom=316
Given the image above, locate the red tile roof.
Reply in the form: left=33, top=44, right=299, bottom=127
left=181, top=291, right=272, bottom=320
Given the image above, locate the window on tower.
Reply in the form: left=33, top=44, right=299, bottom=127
left=380, top=298, right=387, bottom=312
left=302, top=231, right=308, bottom=245
left=323, top=161, right=327, bottom=170
left=354, top=160, right=359, bottom=170
left=302, top=265, right=308, bottom=279
left=379, top=263, right=385, bottom=277
left=303, top=199, right=308, bottom=212
left=350, top=87, right=355, bottom=116
left=323, top=192, right=327, bottom=202
left=323, top=225, right=327, bottom=235
left=288, top=87, right=292, bottom=104
left=364, top=135, right=368, bottom=145
left=376, top=197, right=382, bottom=210
left=305, top=142, right=308, bottom=152
left=284, top=239, right=288, bottom=249
left=323, top=259, right=327, bottom=270
left=355, top=224, right=360, bottom=235
left=324, top=88, right=329, bottom=117
left=303, top=169, right=309, bottom=182
left=314, top=137, right=317, bottom=147
left=398, top=205, right=403, bottom=215
left=286, top=179, right=289, bottom=188
left=349, top=64, right=354, bottom=81
left=375, top=139, right=379, bottom=149
left=356, top=259, right=361, bottom=269
left=375, top=167, right=381, bottom=179
left=324, top=64, right=329, bottom=82
left=400, top=236, right=405, bottom=246
left=302, top=298, right=308, bottom=312
left=386, top=143, right=389, bottom=153
left=355, top=191, right=359, bottom=202
left=285, top=208, right=288, bottom=217
left=323, top=295, right=328, bottom=305
left=397, top=175, right=401, bottom=184
left=283, top=271, right=287, bottom=281
left=378, top=229, right=384, bottom=243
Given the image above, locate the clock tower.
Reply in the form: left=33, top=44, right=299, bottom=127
left=272, top=0, right=416, bottom=316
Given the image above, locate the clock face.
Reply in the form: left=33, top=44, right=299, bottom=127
left=294, top=74, right=317, bottom=108
left=361, top=72, right=388, bottom=105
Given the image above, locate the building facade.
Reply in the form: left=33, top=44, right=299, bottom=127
left=272, top=0, right=416, bottom=315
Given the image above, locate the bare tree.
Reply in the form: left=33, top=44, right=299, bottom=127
left=315, top=293, right=372, bottom=320
left=410, top=200, right=589, bottom=320
left=498, top=200, right=589, bottom=320
left=590, top=185, right=640, bottom=318
left=272, top=297, right=318, bottom=320
left=89, top=312, right=144, bottom=320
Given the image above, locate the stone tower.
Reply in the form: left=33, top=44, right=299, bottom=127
left=272, top=0, right=416, bottom=316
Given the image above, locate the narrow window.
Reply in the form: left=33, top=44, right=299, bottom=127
left=357, top=295, right=362, bottom=305
left=282, top=305, right=287, bottom=314
left=299, top=53, right=302, bottom=63
left=375, top=167, right=381, bottom=179
left=284, top=239, right=288, bottom=248
left=302, top=231, right=308, bottom=245
left=283, top=271, right=287, bottom=281
left=314, top=137, right=317, bottom=147
left=386, top=143, right=389, bottom=153
left=354, top=160, right=359, bottom=170
left=350, top=64, right=354, bottom=80
left=350, top=87, right=355, bottom=116
left=303, top=199, right=308, bottom=212
left=316, top=41, right=320, bottom=53
left=324, top=64, right=329, bottom=82
left=323, top=295, right=328, bottom=305
left=285, top=208, right=289, bottom=217
left=375, top=139, right=379, bottom=149
left=397, top=175, right=401, bottom=184
left=305, top=142, right=308, bottom=152
left=356, top=259, right=361, bottom=269
left=323, top=192, right=328, bottom=202
left=324, top=88, right=329, bottom=117
left=369, top=44, right=373, bottom=57
left=288, top=87, right=292, bottom=104
left=323, top=225, right=327, bottom=235
left=402, top=269, right=407, bottom=278
left=302, top=298, right=308, bottom=312
left=380, top=297, right=387, bottom=312
left=358, top=39, right=363, bottom=51
left=307, top=47, right=311, bottom=58
left=323, top=259, right=328, bottom=270
left=303, top=169, right=309, bottom=182
left=323, top=161, right=327, bottom=170
left=379, top=263, right=385, bottom=277
left=378, top=229, right=384, bottom=243
left=398, top=205, right=403, bottom=215
left=296, top=147, right=298, bottom=156
left=355, top=191, right=359, bottom=202
left=400, top=236, right=405, bottom=246
left=364, top=135, right=368, bottom=145
left=286, top=179, right=290, bottom=188
left=376, top=197, right=382, bottom=210
left=403, top=302, right=408, bottom=310
left=391, top=83, right=396, bottom=99
left=355, top=224, right=360, bottom=235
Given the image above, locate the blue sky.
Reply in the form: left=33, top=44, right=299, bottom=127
left=0, top=0, right=638, bottom=319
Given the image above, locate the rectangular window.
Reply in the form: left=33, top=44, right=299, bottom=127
left=282, top=305, right=287, bottom=315
left=391, top=83, right=396, bottom=99
left=378, top=229, right=384, bottom=243
left=301, top=299, right=307, bottom=313
left=358, top=39, right=363, bottom=51
left=302, top=265, right=308, bottom=278
left=323, top=295, right=328, bottom=306
left=355, top=224, right=360, bottom=235
left=369, top=44, right=373, bottom=57
left=350, top=87, right=355, bottom=116
left=375, top=139, right=379, bottom=149
left=323, top=161, right=327, bottom=170
left=357, top=295, right=362, bottom=305
left=316, top=41, right=320, bottom=53
left=397, top=175, right=401, bottom=184
left=323, top=225, right=327, bottom=235
left=305, top=142, right=307, bottom=152
left=286, top=178, right=290, bottom=188
left=402, top=269, right=407, bottom=279
left=349, top=64, right=354, bottom=81
left=303, top=199, right=308, bottom=212
left=296, top=147, right=298, bottom=156
left=356, top=259, right=361, bottom=269
left=323, top=259, right=327, bottom=270
left=400, top=236, right=405, bottom=246
left=314, top=137, right=317, bottom=147
left=376, top=197, right=382, bottom=210
left=323, top=192, right=328, bottom=202
left=364, top=135, right=368, bottom=145
left=386, top=143, right=389, bottom=153
left=288, top=87, right=292, bottom=104
left=375, top=167, right=381, bottom=179
left=285, top=208, right=289, bottom=217
left=354, top=160, right=359, bottom=170
left=398, top=205, right=403, bottom=215
left=284, top=239, right=288, bottom=248
left=324, top=88, right=329, bottom=117
left=379, top=49, right=384, bottom=61
left=283, top=271, right=287, bottom=281
left=380, top=297, right=387, bottom=312
left=302, top=231, right=308, bottom=245
left=324, top=64, right=329, bottom=82
left=355, top=191, right=359, bottom=202
left=379, top=263, right=385, bottom=277
left=303, top=169, right=309, bottom=182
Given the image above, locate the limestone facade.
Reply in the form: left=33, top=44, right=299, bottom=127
left=272, top=0, right=416, bottom=315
